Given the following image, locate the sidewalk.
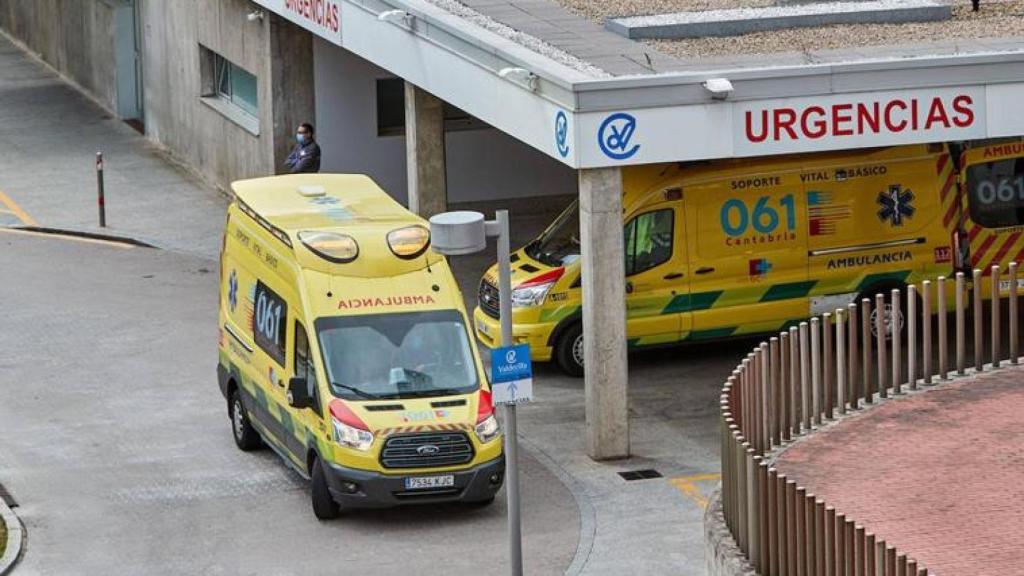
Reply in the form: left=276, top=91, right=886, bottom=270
left=0, top=35, right=227, bottom=259
left=0, top=33, right=735, bottom=575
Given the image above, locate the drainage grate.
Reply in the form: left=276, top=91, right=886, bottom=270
left=0, top=481, right=17, bottom=508
left=618, top=469, right=663, bottom=481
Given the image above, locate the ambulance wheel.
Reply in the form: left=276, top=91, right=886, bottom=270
left=229, top=388, right=261, bottom=451
left=311, top=457, right=341, bottom=520
left=860, top=286, right=908, bottom=344
left=554, top=323, right=584, bottom=378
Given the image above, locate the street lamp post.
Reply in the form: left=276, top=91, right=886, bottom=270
left=429, top=209, right=523, bottom=576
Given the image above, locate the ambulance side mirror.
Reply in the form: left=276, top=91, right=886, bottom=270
left=287, top=377, right=314, bottom=410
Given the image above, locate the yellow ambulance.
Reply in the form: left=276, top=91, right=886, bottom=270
left=474, top=141, right=1024, bottom=376
left=217, top=174, right=504, bottom=519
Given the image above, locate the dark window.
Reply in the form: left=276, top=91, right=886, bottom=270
left=375, top=78, right=487, bottom=137
left=294, top=322, right=320, bottom=410
left=966, top=157, right=1024, bottom=228
left=624, top=209, right=674, bottom=276
left=253, top=281, right=287, bottom=366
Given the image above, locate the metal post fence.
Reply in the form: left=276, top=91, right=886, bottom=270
left=709, top=264, right=1024, bottom=576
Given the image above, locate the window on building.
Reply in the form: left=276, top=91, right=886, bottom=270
left=199, top=45, right=259, bottom=134
left=375, top=78, right=486, bottom=137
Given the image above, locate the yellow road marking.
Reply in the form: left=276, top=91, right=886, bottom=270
left=670, top=473, right=721, bottom=510
left=0, top=227, right=134, bottom=249
left=0, top=189, right=37, bottom=226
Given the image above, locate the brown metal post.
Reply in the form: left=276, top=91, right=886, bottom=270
left=811, top=318, right=822, bottom=425
left=876, top=293, right=889, bottom=398
left=770, top=337, right=781, bottom=447
left=815, top=500, right=826, bottom=576
left=834, top=513, right=846, bottom=576
left=865, top=533, right=876, bottom=576
left=836, top=309, right=847, bottom=415
left=922, top=280, right=932, bottom=385
left=874, top=540, right=886, bottom=576
left=1010, top=262, right=1019, bottom=364
left=897, top=553, right=908, bottom=576
left=973, top=268, right=983, bottom=372
left=800, top=322, right=811, bottom=432
left=855, top=525, right=866, bottom=576
left=795, top=487, right=807, bottom=576
left=823, top=312, right=834, bottom=419
left=886, top=546, right=896, bottom=576
left=848, top=302, right=859, bottom=409
left=908, top=285, right=917, bottom=390
left=891, top=288, right=902, bottom=395
left=861, top=298, right=872, bottom=404
left=759, top=460, right=770, bottom=572
left=937, top=276, right=948, bottom=379
left=824, top=506, right=836, bottom=576
left=768, top=468, right=780, bottom=576
left=787, top=480, right=798, bottom=576
left=790, top=326, right=800, bottom=436
left=956, top=272, right=966, bottom=375
left=991, top=265, right=1001, bottom=368
left=749, top=453, right=762, bottom=568
left=781, top=332, right=791, bottom=442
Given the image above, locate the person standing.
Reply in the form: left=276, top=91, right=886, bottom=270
left=285, top=123, right=321, bottom=174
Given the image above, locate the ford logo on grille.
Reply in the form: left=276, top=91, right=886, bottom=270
left=417, top=444, right=440, bottom=456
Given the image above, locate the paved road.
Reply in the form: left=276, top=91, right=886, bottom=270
left=0, top=231, right=579, bottom=576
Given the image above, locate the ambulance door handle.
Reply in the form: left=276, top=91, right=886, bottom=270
left=663, top=272, right=684, bottom=280
left=696, top=267, right=715, bottom=275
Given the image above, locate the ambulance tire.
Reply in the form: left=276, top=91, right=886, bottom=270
left=229, top=388, right=262, bottom=452
left=311, top=457, right=341, bottom=520
left=859, top=284, right=909, bottom=346
left=554, top=322, right=585, bottom=378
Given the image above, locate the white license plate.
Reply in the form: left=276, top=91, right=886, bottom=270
left=999, top=279, right=1024, bottom=292
left=405, top=475, right=455, bottom=490
left=476, top=319, right=490, bottom=336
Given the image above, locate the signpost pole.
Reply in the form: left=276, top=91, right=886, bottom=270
left=496, top=209, right=523, bottom=576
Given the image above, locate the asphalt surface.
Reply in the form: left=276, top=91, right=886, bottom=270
left=0, top=231, right=579, bottom=576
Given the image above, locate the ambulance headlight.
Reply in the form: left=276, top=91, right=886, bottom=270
left=474, top=414, right=501, bottom=444
left=387, top=225, right=431, bottom=259
left=512, top=283, right=555, bottom=308
left=332, top=417, right=375, bottom=451
left=299, top=231, right=359, bottom=263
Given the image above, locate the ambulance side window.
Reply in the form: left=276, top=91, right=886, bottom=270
left=294, top=322, right=320, bottom=411
left=624, top=209, right=674, bottom=275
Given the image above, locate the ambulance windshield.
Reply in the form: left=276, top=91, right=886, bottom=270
left=525, top=199, right=580, bottom=267
left=316, top=310, right=479, bottom=400
left=966, top=156, right=1024, bottom=229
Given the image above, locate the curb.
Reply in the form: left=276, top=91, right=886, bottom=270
left=0, top=496, right=24, bottom=575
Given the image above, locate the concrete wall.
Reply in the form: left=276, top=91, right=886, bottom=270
left=0, top=0, right=119, bottom=112
left=312, top=37, right=576, bottom=205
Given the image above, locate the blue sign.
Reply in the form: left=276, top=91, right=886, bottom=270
left=555, top=110, right=570, bottom=158
left=598, top=112, right=640, bottom=160
left=491, top=344, right=533, bottom=404
left=227, top=270, right=239, bottom=312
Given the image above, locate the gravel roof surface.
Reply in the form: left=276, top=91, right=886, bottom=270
left=642, top=1, right=1024, bottom=58
left=615, top=0, right=948, bottom=26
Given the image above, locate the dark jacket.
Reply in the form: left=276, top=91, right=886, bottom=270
left=285, top=140, right=321, bottom=174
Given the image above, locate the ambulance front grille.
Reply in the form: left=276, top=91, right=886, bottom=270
left=478, top=279, right=500, bottom=319
left=380, top=432, right=474, bottom=469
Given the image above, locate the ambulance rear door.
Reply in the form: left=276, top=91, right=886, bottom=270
left=959, top=142, right=1024, bottom=281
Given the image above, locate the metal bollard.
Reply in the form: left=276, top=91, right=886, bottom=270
left=824, top=506, right=836, bottom=576
left=874, top=540, right=886, bottom=576
left=834, top=512, right=846, bottom=576
left=891, top=289, right=902, bottom=395
left=748, top=452, right=761, bottom=567
left=823, top=312, right=834, bottom=419
left=865, top=533, right=876, bottom=576
left=774, top=472, right=786, bottom=576
left=992, top=265, right=1001, bottom=369
left=848, top=302, right=859, bottom=410
left=761, top=343, right=771, bottom=451
left=855, top=525, right=866, bottom=576
left=861, top=298, right=872, bottom=404
left=811, top=318, right=822, bottom=426
left=800, top=322, right=811, bottom=431
left=770, top=338, right=781, bottom=447
left=876, top=293, right=889, bottom=399
left=836, top=309, right=847, bottom=415
left=908, top=285, right=917, bottom=390
left=96, top=151, right=106, bottom=228
left=759, top=461, right=771, bottom=573
left=786, top=480, right=798, bottom=576
left=845, top=519, right=856, bottom=576
left=780, top=333, right=791, bottom=443
left=886, top=546, right=897, bottom=576
left=804, top=493, right=817, bottom=576
left=815, top=501, right=827, bottom=576
left=897, top=554, right=908, bottom=576
left=937, top=276, right=948, bottom=380
left=795, top=486, right=807, bottom=576
left=790, top=326, right=800, bottom=435
left=974, top=268, right=984, bottom=372
left=956, top=272, right=966, bottom=375
left=1011, top=262, right=1019, bottom=364
left=922, top=280, right=932, bottom=385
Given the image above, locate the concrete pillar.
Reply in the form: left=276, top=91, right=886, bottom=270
left=579, top=167, right=629, bottom=460
left=404, top=82, right=447, bottom=218
left=269, top=15, right=315, bottom=173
